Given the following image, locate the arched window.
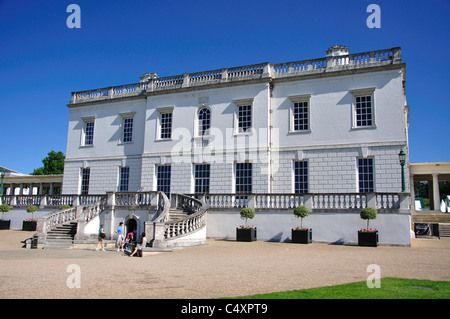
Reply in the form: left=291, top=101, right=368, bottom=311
left=198, top=107, right=211, bottom=136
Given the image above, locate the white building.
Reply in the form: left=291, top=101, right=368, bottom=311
left=62, top=45, right=409, bottom=197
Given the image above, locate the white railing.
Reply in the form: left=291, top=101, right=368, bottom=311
left=190, top=192, right=408, bottom=211
left=164, top=194, right=207, bottom=240
left=0, top=194, right=106, bottom=208
left=69, top=47, right=402, bottom=105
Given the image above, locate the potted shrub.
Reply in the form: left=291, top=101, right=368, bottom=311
left=292, top=205, right=312, bottom=244
left=23, top=205, right=38, bottom=231
left=236, top=207, right=256, bottom=242
left=0, top=204, right=11, bottom=230
left=358, top=207, right=378, bottom=247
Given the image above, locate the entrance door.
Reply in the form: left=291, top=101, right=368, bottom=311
left=126, top=218, right=137, bottom=241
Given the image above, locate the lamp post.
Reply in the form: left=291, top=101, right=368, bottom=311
left=0, top=169, right=5, bottom=196
left=398, top=150, right=406, bottom=192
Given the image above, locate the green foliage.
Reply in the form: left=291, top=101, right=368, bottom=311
left=360, top=207, right=377, bottom=220
left=230, top=278, right=450, bottom=299
left=360, top=207, right=377, bottom=230
left=30, top=150, right=65, bottom=175
left=59, top=204, right=71, bottom=210
left=294, top=205, right=309, bottom=219
left=26, top=205, right=38, bottom=213
left=0, top=204, right=10, bottom=212
left=240, top=208, right=255, bottom=227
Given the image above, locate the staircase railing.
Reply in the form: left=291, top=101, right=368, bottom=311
left=164, top=194, right=208, bottom=239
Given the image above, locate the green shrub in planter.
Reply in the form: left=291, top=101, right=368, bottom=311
left=26, top=205, right=38, bottom=219
left=240, top=207, right=255, bottom=227
left=59, top=204, right=71, bottom=210
left=293, top=205, right=309, bottom=229
left=0, top=204, right=10, bottom=219
left=360, top=207, right=377, bottom=230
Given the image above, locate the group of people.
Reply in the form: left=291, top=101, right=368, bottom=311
left=96, top=222, right=147, bottom=257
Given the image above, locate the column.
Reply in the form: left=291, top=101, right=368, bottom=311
left=410, top=174, right=416, bottom=210
left=432, top=173, right=440, bottom=212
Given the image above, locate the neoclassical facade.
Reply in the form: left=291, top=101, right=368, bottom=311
left=62, top=45, right=409, bottom=197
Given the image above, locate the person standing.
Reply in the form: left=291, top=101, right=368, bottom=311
left=96, top=224, right=106, bottom=251
left=115, top=222, right=125, bottom=252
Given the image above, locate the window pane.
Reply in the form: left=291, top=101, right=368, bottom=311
left=156, top=165, right=171, bottom=195
left=356, top=95, right=373, bottom=127
left=123, top=118, right=133, bottom=142
left=238, top=105, right=252, bottom=133
left=198, top=108, right=211, bottom=136
left=358, top=158, right=374, bottom=192
left=294, top=161, right=308, bottom=193
left=119, top=167, right=129, bottom=192
left=160, top=112, right=173, bottom=139
left=194, top=164, right=210, bottom=193
left=293, top=102, right=309, bottom=131
left=235, top=163, right=252, bottom=194
left=85, top=121, right=94, bottom=145
left=81, top=168, right=90, bottom=195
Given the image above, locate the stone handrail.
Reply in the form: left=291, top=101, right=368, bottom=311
left=164, top=194, right=207, bottom=240
left=189, top=192, right=409, bottom=211
left=0, top=194, right=106, bottom=208
left=69, top=47, right=402, bottom=105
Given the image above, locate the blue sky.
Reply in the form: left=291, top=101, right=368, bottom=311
left=0, top=0, right=449, bottom=174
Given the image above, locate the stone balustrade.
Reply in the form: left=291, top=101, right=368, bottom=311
left=69, top=47, right=402, bottom=105
left=191, top=192, right=409, bottom=211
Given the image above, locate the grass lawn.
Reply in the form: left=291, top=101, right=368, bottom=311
left=232, top=278, right=450, bottom=299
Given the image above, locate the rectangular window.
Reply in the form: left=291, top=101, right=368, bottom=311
left=160, top=112, right=173, bottom=139
left=235, top=162, right=252, bottom=194
left=194, top=164, right=210, bottom=194
left=84, top=121, right=95, bottom=145
left=293, top=101, right=309, bottom=131
left=156, top=165, right=171, bottom=194
left=237, top=105, right=252, bottom=133
left=294, top=161, right=308, bottom=193
left=355, top=96, right=373, bottom=127
left=358, top=158, right=374, bottom=193
left=81, top=168, right=90, bottom=195
left=122, top=117, right=133, bottom=143
left=119, top=167, right=130, bottom=192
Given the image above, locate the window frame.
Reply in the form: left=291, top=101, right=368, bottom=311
left=156, top=164, right=171, bottom=195
left=288, top=94, right=311, bottom=134
left=156, top=106, right=174, bottom=141
left=80, top=167, right=90, bottom=195
left=80, top=116, right=95, bottom=147
left=193, top=163, right=210, bottom=194
left=235, top=162, right=253, bottom=194
left=233, top=99, right=254, bottom=135
left=197, top=107, right=211, bottom=137
left=293, top=160, right=309, bottom=194
left=350, top=88, right=376, bottom=129
left=119, top=166, right=130, bottom=192
left=357, top=157, right=375, bottom=193
left=119, top=112, right=135, bottom=144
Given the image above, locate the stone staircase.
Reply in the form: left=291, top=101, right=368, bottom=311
left=165, top=208, right=189, bottom=238
left=44, top=222, right=78, bottom=249
left=439, top=223, right=450, bottom=237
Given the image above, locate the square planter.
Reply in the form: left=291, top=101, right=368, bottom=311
left=291, top=228, right=312, bottom=244
left=358, top=230, right=378, bottom=247
left=22, top=221, right=37, bottom=231
left=236, top=227, right=257, bottom=242
left=0, top=220, right=11, bottom=230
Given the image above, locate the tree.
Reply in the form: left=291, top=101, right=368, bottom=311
left=31, top=151, right=65, bottom=175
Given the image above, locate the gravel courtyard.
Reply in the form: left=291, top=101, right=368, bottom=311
left=0, top=230, right=449, bottom=299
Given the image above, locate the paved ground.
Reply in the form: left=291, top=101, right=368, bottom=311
left=0, top=230, right=449, bottom=299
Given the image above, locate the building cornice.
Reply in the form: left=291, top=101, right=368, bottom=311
left=67, top=47, right=403, bottom=108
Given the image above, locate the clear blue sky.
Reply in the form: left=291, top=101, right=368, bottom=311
left=0, top=0, right=449, bottom=174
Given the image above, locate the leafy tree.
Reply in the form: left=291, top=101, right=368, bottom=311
left=31, top=151, right=65, bottom=175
